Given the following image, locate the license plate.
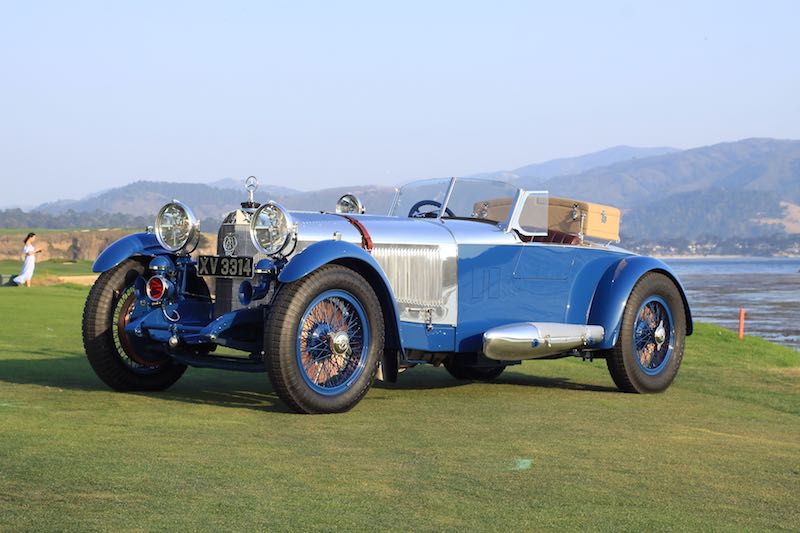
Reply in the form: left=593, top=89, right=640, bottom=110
left=197, top=256, right=254, bottom=278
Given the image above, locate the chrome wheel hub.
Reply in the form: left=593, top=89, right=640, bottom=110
left=330, top=331, right=352, bottom=357
left=654, top=320, right=666, bottom=350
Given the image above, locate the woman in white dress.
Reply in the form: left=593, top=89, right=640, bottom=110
left=13, top=233, right=40, bottom=287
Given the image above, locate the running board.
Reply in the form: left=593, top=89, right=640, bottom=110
left=483, top=322, right=604, bottom=361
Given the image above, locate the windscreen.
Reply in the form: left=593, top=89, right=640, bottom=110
left=389, top=178, right=452, bottom=218
left=444, top=178, right=520, bottom=221
left=389, top=177, right=520, bottom=221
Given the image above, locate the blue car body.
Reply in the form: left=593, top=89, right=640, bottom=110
left=84, top=177, right=692, bottom=411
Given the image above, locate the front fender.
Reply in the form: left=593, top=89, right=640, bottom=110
left=588, top=256, right=693, bottom=350
left=92, top=233, right=169, bottom=273
left=279, top=240, right=387, bottom=285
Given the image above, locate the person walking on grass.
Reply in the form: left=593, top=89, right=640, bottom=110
left=12, top=233, right=41, bottom=287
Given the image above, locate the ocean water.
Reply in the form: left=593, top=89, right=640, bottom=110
left=663, top=258, right=800, bottom=351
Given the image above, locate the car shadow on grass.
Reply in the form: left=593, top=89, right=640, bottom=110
left=376, top=365, right=618, bottom=393
left=0, top=354, right=294, bottom=413
left=0, top=355, right=617, bottom=414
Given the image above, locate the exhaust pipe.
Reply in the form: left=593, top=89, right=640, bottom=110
left=483, top=322, right=604, bottom=361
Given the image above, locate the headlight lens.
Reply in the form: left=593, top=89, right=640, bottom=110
left=155, top=201, right=199, bottom=253
left=250, top=202, right=294, bottom=255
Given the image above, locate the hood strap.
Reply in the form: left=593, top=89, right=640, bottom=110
left=339, top=215, right=373, bottom=253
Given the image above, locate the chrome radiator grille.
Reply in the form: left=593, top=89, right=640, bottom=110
left=213, top=221, right=270, bottom=318
left=372, top=245, right=443, bottom=306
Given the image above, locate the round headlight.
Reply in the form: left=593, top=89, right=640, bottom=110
left=155, top=200, right=200, bottom=253
left=335, top=193, right=365, bottom=215
left=250, top=202, right=294, bottom=255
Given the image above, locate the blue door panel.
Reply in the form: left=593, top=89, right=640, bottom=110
left=513, top=246, right=575, bottom=280
left=456, top=244, right=572, bottom=352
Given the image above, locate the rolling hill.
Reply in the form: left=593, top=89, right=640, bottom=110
left=34, top=180, right=397, bottom=226
left=535, top=138, right=800, bottom=207
left=470, top=145, right=678, bottom=185
left=208, top=178, right=301, bottom=197
left=537, top=138, right=800, bottom=239
left=15, top=138, right=800, bottom=240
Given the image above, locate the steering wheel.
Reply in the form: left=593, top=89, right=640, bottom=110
left=408, top=200, right=456, bottom=219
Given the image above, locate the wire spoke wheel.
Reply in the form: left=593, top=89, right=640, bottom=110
left=296, top=290, right=369, bottom=395
left=265, top=265, right=384, bottom=414
left=113, top=287, right=168, bottom=373
left=604, top=272, right=687, bottom=394
left=633, top=296, right=674, bottom=375
left=83, top=258, right=187, bottom=392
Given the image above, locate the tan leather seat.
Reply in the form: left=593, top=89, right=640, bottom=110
left=531, top=229, right=581, bottom=245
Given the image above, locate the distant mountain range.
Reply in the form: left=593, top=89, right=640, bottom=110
left=36, top=181, right=397, bottom=226
left=538, top=138, right=800, bottom=208
left=472, top=145, right=679, bottom=185
left=18, top=138, right=800, bottom=240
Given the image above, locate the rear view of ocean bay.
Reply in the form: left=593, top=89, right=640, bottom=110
left=663, top=257, right=800, bottom=351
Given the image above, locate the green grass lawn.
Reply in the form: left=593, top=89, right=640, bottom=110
left=0, top=228, right=83, bottom=236
left=0, top=228, right=137, bottom=235
left=0, top=259, right=95, bottom=280
left=1, top=286, right=798, bottom=532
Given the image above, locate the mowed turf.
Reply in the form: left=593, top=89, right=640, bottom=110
left=1, top=286, right=798, bottom=532
left=0, top=259, right=94, bottom=280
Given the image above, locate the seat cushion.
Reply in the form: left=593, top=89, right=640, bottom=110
left=530, top=229, right=582, bottom=245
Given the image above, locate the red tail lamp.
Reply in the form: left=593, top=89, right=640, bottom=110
left=146, top=276, right=167, bottom=301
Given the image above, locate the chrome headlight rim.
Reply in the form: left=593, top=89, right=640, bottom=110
left=154, top=200, right=200, bottom=254
left=335, top=193, right=365, bottom=215
left=249, top=201, right=295, bottom=256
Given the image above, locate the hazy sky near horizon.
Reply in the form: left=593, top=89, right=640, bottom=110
left=1, top=0, right=799, bottom=207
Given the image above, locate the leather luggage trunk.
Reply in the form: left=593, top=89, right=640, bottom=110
left=548, top=197, right=620, bottom=242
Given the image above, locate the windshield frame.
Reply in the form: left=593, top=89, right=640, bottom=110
left=387, top=176, right=548, bottom=237
left=388, top=176, right=523, bottom=221
left=437, top=177, right=458, bottom=221
left=387, top=177, right=455, bottom=218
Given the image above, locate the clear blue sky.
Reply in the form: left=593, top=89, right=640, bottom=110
left=1, top=0, right=798, bottom=207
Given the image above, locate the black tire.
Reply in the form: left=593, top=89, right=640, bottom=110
left=265, top=265, right=384, bottom=414
left=444, top=356, right=505, bottom=382
left=605, top=272, right=686, bottom=393
left=82, top=258, right=187, bottom=391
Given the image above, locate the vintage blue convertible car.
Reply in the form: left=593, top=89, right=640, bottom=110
left=83, top=177, right=692, bottom=413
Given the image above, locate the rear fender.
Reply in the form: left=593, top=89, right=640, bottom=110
left=92, top=233, right=170, bottom=273
left=588, top=256, right=693, bottom=350
left=278, top=240, right=404, bottom=381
